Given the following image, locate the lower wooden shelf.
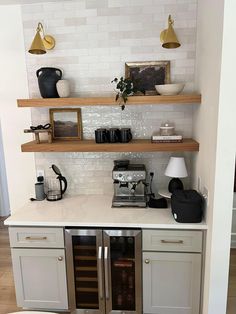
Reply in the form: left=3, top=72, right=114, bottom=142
left=21, top=139, right=199, bottom=152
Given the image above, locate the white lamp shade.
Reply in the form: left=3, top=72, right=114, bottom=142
left=165, top=157, right=188, bottom=178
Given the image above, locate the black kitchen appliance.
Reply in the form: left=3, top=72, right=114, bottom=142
left=46, top=164, right=67, bottom=201
left=171, top=189, right=203, bottom=223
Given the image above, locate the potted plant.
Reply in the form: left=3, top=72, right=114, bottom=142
left=111, top=77, right=139, bottom=110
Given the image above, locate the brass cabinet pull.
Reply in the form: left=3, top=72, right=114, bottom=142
left=161, top=239, right=184, bottom=244
left=25, top=236, right=47, bottom=241
left=58, top=256, right=63, bottom=261
left=145, top=259, right=150, bottom=264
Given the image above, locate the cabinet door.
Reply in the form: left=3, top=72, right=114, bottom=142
left=11, top=248, right=68, bottom=310
left=143, top=252, right=201, bottom=314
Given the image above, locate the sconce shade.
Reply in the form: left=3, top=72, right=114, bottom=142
left=165, top=157, right=188, bottom=178
left=28, top=22, right=55, bottom=55
left=28, top=30, right=46, bottom=54
left=160, top=15, right=180, bottom=49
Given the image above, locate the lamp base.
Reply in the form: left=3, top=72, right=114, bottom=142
left=168, top=178, right=184, bottom=193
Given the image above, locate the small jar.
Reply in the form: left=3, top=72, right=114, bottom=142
left=159, top=122, right=175, bottom=136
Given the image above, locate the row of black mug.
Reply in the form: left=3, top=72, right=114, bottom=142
left=95, top=128, right=132, bottom=143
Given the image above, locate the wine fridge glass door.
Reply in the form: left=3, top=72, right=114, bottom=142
left=103, top=230, right=142, bottom=314
left=65, top=229, right=105, bottom=314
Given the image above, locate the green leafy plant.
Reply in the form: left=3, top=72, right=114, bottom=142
left=111, top=77, right=137, bottom=110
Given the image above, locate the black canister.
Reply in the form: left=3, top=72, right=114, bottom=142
left=36, top=67, right=62, bottom=98
left=120, top=128, right=132, bottom=143
left=95, top=128, right=108, bottom=143
left=108, top=128, right=120, bottom=143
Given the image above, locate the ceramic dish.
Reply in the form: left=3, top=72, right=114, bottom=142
left=155, top=83, right=185, bottom=96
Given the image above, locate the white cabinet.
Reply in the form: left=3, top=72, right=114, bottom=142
left=142, top=230, right=203, bottom=314
left=143, top=252, right=201, bottom=314
left=9, top=227, right=68, bottom=311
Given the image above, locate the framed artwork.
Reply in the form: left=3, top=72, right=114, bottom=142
left=49, top=108, right=82, bottom=140
left=125, top=61, right=170, bottom=95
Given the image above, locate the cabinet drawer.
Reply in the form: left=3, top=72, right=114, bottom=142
left=9, top=227, right=64, bottom=248
left=142, top=229, right=202, bottom=252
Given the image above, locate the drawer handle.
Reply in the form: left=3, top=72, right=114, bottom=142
left=161, top=240, right=184, bottom=244
left=145, top=259, right=150, bottom=264
left=58, top=256, right=63, bottom=261
left=25, top=236, right=47, bottom=241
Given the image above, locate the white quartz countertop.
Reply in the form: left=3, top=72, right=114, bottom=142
left=5, top=195, right=207, bottom=230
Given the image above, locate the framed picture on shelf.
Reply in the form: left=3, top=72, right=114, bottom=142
left=49, top=108, right=82, bottom=140
left=125, top=60, right=170, bottom=95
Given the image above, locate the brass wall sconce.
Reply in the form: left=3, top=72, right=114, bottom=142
left=28, top=22, right=55, bottom=55
left=160, top=15, right=180, bottom=49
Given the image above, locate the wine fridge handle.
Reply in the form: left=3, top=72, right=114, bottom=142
left=104, top=246, right=110, bottom=300
left=98, top=246, right=103, bottom=300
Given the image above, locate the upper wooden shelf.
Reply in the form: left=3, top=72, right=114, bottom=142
left=17, top=94, right=201, bottom=108
left=21, top=139, right=199, bottom=153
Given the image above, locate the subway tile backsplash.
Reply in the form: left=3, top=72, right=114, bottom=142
left=21, top=0, right=197, bottom=196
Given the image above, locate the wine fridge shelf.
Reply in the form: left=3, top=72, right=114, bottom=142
left=76, top=287, right=99, bottom=293
left=76, top=277, right=98, bottom=282
left=77, top=303, right=99, bottom=308
left=75, top=256, right=97, bottom=260
left=74, top=245, right=96, bottom=250
left=75, top=266, right=97, bottom=271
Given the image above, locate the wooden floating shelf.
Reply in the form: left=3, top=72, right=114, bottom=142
left=17, top=94, right=201, bottom=108
left=21, top=139, right=199, bottom=153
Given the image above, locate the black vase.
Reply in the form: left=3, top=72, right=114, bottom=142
left=36, top=67, right=62, bottom=98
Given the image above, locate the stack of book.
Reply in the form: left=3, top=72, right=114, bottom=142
left=151, top=134, right=183, bottom=143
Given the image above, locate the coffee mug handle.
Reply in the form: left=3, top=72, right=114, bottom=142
left=128, top=130, right=132, bottom=141
left=103, top=130, right=108, bottom=143
left=115, top=130, right=120, bottom=142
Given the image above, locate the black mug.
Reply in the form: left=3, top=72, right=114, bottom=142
left=120, top=128, right=132, bottom=143
left=95, top=128, right=108, bottom=143
left=108, top=128, right=120, bottom=143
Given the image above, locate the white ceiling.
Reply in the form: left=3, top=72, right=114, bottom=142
left=0, top=0, right=61, bottom=5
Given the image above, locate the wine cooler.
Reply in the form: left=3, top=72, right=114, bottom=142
left=65, top=229, right=141, bottom=314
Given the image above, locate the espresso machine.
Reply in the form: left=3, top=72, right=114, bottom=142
left=112, top=160, right=147, bottom=207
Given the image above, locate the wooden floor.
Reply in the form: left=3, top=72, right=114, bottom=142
left=227, top=249, right=236, bottom=314
left=0, top=216, right=236, bottom=314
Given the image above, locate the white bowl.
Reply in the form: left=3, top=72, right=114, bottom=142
left=155, top=83, right=185, bottom=96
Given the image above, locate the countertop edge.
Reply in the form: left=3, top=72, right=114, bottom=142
left=4, top=220, right=208, bottom=230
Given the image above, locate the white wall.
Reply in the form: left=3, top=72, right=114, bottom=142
left=0, top=121, right=10, bottom=216
left=194, top=0, right=236, bottom=313
left=20, top=0, right=197, bottom=196
left=0, top=5, right=35, bottom=212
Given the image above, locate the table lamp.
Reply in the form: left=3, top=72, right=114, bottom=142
left=165, top=157, right=188, bottom=193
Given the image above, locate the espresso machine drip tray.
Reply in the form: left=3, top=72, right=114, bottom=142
left=112, top=195, right=147, bottom=207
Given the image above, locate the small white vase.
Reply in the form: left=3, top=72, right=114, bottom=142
left=56, top=79, right=70, bottom=97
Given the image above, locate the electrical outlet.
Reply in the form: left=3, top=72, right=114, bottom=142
left=36, top=169, right=45, bottom=179
left=197, top=176, right=202, bottom=192
left=202, top=186, right=209, bottom=206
